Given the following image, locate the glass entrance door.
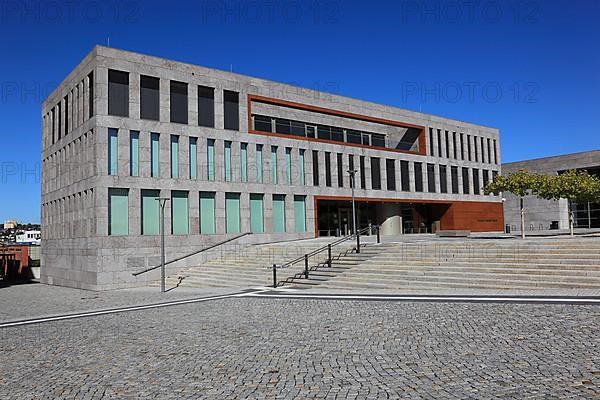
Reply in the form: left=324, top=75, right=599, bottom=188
left=338, top=208, right=354, bottom=236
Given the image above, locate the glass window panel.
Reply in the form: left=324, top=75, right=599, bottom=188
left=151, top=133, right=160, bottom=178
left=171, top=191, right=189, bottom=235
left=189, top=137, right=197, bottom=180
left=272, top=194, right=286, bottom=233
left=141, top=190, right=160, bottom=235
left=108, top=128, right=118, bottom=176
left=199, top=192, right=215, bottom=234
left=294, top=195, right=306, bottom=233
left=241, top=143, right=248, bottom=182
left=250, top=194, right=264, bottom=233
left=170, top=135, right=179, bottom=178
left=207, top=138, right=215, bottom=181
left=130, top=131, right=139, bottom=177
left=108, top=188, right=128, bottom=236
left=225, top=193, right=241, bottom=233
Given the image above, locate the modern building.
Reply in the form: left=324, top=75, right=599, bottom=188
left=503, top=150, right=600, bottom=232
left=16, top=230, right=41, bottom=245
left=41, top=46, right=503, bottom=289
left=3, top=220, right=17, bottom=230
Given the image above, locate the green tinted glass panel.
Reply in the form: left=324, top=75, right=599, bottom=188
left=109, top=188, right=128, bottom=235
left=250, top=194, right=264, bottom=233
left=224, top=141, right=231, bottom=182
left=130, top=131, right=139, bottom=176
left=170, top=135, right=179, bottom=178
left=189, top=137, right=197, bottom=180
left=151, top=133, right=160, bottom=177
left=299, top=149, right=305, bottom=185
left=285, top=148, right=292, bottom=185
left=272, top=194, right=286, bottom=233
left=271, top=146, right=277, bottom=184
left=294, top=195, right=306, bottom=233
left=241, top=143, right=247, bottom=182
left=108, top=128, right=118, bottom=175
left=141, top=190, right=160, bottom=235
left=199, top=192, right=215, bottom=234
left=171, top=191, right=189, bottom=235
left=256, top=144, right=263, bottom=183
left=225, top=193, right=240, bottom=233
left=207, top=139, right=215, bottom=181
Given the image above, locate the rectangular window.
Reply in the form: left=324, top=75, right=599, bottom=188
left=474, top=136, right=479, bottom=162
left=272, top=194, right=286, bottom=233
left=171, top=191, right=189, bottom=234
left=141, top=190, right=160, bottom=235
left=170, top=135, right=179, bottom=179
left=493, top=139, right=498, bottom=164
left=371, top=134, right=385, bottom=148
left=224, top=141, right=232, bottom=182
left=254, top=115, right=272, bottom=132
left=198, top=85, right=215, bottom=127
left=240, top=143, right=248, bottom=182
left=285, top=148, right=292, bottom=185
left=199, top=192, right=216, bottom=234
left=108, top=69, right=129, bottom=117
left=452, top=133, right=457, bottom=159
left=225, top=193, right=241, bottom=233
left=440, top=165, right=448, bottom=193
left=51, top=108, right=55, bottom=144
left=256, top=144, right=263, bottom=183
left=325, top=152, right=332, bottom=187
left=108, top=188, right=128, bottom=236
left=64, top=95, right=69, bottom=136
left=140, top=75, right=160, bottom=120
left=337, top=153, right=344, bottom=187
left=437, top=130, right=442, bottom=158
left=483, top=169, right=490, bottom=190
left=312, top=150, right=319, bottom=186
left=57, top=102, right=61, bottom=140
left=487, top=138, right=491, bottom=164
left=473, top=169, right=480, bottom=195
left=414, top=162, right=423, bottom=192
left=360, top=156, right=366, bottom=189
left=429, top=128, right=435, bottom=156
left=481, top=137, right=486, bottom=163
left=460, top=133, right=465, bottom=160
left=462, top=167, right=470, bottom=194
left=151, top=133, right=160, bottom=178
left=88, top=71, right=94, bottom=118
left=250, top=194, right=264, bottom=233
left=189, top=137, right=197, bottom=180
left=386, top=159, right=396, bottom=191
left=347, top=130, right=362, bottom=144
left=271, top=146, right=278, bottom=184
left=130, top=131, right=139, bottom=177
left=427, top=163, right=436, bottom=193
left=224, top=90, right=239, bottom=130
left=170, top=81, right=188, bottom=124
left=299, top=149, right=306, bottom=185
left=400, top=160, right=410, bottom=191
left=451, top=166, right=459, bottom=194
left=371, top=157, right=381, bottom=190
left=445, top=131, right=450, bottom=158
left=467, top=135, right=472, bottom=161
left=294, top=195, right=306, bottom=233
left=207, top=139, right=215, bottom=181
left=108, top=128, right=118, bottom=176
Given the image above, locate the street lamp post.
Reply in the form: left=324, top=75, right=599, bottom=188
left=347, top=169, right=359, bottom=253
left=156, top=197, right=170, bottom=293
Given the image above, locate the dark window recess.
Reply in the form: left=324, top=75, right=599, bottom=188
left=331, top=127, right=344, bottom=142
left=362, top=134, right=370, bottom=146
left=325, top=152, right=332, bottom=187
left=347, top=130, right=362, bottom=144
left=483, top=169, right=490, bottom=190
left=386, top=159, right=396, bottom=191
left=371, top=134, right=385, bottom=148
left=108, top=69, right=129, bottom=117
left=306, top=125, right=316, bottom=138
left=88, top=71, right=94, bottom=118
left=493, top=140, right=498, bottom=164
left=474, top=137, right=479, bottom=162
left=57, top=102, right=62, bottom=140
left=440, top=165, right=448, bottom=193
left=140, top=75, right=160, bottom=121
left=371, top=158, right=381, bottom=190
left=467, top=135, right=472, bottom=161
left=317, top=125, right=331, bottom=140
left=462, top=167, right=470, bottom=194
left=198, top=85, right=214, bottom=127
left=473, top=169, right=480, bottom=194
left=291, top=121, right=305, bottom=136
left=451, top=166, right=459, bottom=194
left=437, top=130, right=442, bottom=158
left=445, top=131, right=450, bottom=158
left=51, top=108, right=55, bottom=144
left=337, top=153, right=344, bottom=187
left=487, top=138, right=491, bottom=164
left=254, top=115, right=272, bottom=132
left=452, top=133, right=457, bottom=159
left=429, top=128, right=435, bottom=156
left=170, top=81, right=188, bottom=124
left=427, top=163, right=436, bottom=193
left=396, top=128, right=420, bottom=151
left=460, top=134, right=465, bottom=160
left=360, top=156, right=366, bottom=189
left=64, top=95, right=69, bottom=136
left=276, top=118, right=291, bottom=135
left=312, top=150, right=319, bottom=186
left=481, top=137, right=485, bottom=163
left=349, top=155, right=355, bottom=187
left=400, top=160, right=410, bottom=191
left=224, top=90, right=239, bottom=130
left=414, top=162, right=423, bottom=192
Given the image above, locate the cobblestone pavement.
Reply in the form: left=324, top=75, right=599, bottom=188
left=1, top=297, right=599, bottom=399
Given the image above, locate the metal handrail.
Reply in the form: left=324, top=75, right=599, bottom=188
left=132, top=232, right=251, bottom=277
left=278, top=226, right=374, bottom=270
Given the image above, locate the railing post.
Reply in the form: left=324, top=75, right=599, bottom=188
left=304, top=254, right=309, bottom=279
left=356, top=230, right=361, bottom=254
left=377, top=226, right=381, bottom=244
left=272, top=264, right=277, bottom=288
left=328, top=244, right=332, bottom=268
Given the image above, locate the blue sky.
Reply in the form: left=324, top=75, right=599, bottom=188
left=1, top=0, right=599, bottom=223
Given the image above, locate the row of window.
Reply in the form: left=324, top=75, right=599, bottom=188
left=108, top=69, right=240, bottom=130
left=108, top=189, right=307, bottom=236
left=428, top=128, right=498, bottom=165
left=107, top=129, right=497, bottom=195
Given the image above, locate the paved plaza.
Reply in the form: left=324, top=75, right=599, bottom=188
left=1, top=285, right=599, bottom=399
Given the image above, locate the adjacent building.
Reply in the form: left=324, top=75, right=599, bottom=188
left=503, top=150, right=600, bottom=232
left=41, top=46, right=503, bottom=289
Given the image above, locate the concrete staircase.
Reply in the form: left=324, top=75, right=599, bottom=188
left=317, top=238, right=600, bottom=290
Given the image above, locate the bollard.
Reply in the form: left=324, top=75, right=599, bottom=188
left=304, top=254, right=309, bottom=279
left=328, top=244, right=332, bottom=268
left=376, top=226, right=381, bottom=244
left=272, top=264, right=277, bottom=288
